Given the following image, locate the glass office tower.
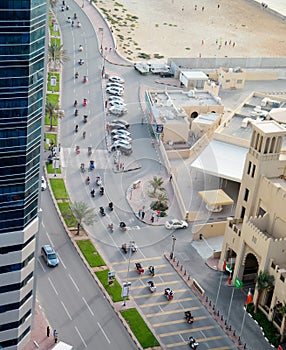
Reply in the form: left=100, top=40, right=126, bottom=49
left=0, top=1, right=47, bottom=349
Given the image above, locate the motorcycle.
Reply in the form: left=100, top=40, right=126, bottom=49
left=75, top=72, right=79, bottom=79
left=89, top=160, right=95, bottom=171
left=74, top=109, right=78, bottom=116
left=88, top=147, right=92, bottom=156
left=108, top=202, right=113, bottom=211
left=83, top=75, right=88, bottom=83
left=67, top=17, right=71, bottom=23
left=99, top=207, right=106, bottom=216
left=79, top=45, right=83, bottom=52
left=164, top=288, right=174, bottom=301
left=75, top=125, right=79, bottom=133
left=99, top=186, right=104, bottom=196
left=147, top=281, right=156, bottom=293
left=135, top=262, right=144, bottom=275
left=83, top=98, right=87, bottom=106
left=74, top=100, right=78, bottom=107
left=86, top=176, right=90, bottom=185
left=119, top=221, right=127, bottom=231
left=90, top=189, right=95, bottom=198
left=148, top=265, right=155, bottom=277
left=83, top=131, right=86, bottom=139
left=108, top=223, right=113, bottom=233
left=188, top=336, right=199, bottom=349
left=78, top=59, right=84, bottom=65
left=77, top=21, right=81, bottom=28
left=184, top=311, right=195, bottom=324
left=83, top=115, right=88, bottom=123
left=75, top=145, right=80, bottom=154
left=73, top=13, right=77, bottom=19
left=80, top=163, right=85, bottom=173
left=96, top=176, right=102, bottom=186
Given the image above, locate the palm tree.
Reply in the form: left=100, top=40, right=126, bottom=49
left=46, top=101, right=59, bottom=130
left=149, top=176, right=165, bottom=195
left=49, top=0, right=58, bottom=7
left=48, top=41, right=69, bottom=71
left=152, top=191, right=169, bottom=212
left=70, top=201, right=96, bottom=235
left=254, top=271, right=274, bottom=313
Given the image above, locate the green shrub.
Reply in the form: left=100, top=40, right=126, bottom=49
left=150, top=201, right=168, bottom=211
left=77, top=240, right=106, bottom=267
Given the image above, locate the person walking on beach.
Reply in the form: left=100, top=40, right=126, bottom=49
left=151, top=213, right=155, bottom=223
left=47, top=326, right=50, bottom=337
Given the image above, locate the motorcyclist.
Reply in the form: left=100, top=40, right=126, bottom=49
left=75, top=124, right=78, bottom=133
left=74, top=100, right=78, bottom=107
left=86, top=176, right=90, bottom=185
left=149, top=265, right=155, bottom=276
left=79, top=59, right=84, bottom=65
left=100, top=206, right=105, bottom=215
left=188, top=336, right=198, bottom=349
left=79, top=44, right=83, bottom=51
left=71, top=20, right=74, bottom=27
left=74, top=109, right=78, bottom=116
left=108, top=223, right=113, bottom=232
left=90, top=189, right=95, bottom=197
left=108, top=202, right=113, bottom=211
left=75, top=72, right=79, bottom=79
left=83, top=131, right=86, bottom=139
left=73, top=13, right=77, bottom=19
left=77, top=21, right=81, bottom=28
left=99, top=186, right=104, bottom=195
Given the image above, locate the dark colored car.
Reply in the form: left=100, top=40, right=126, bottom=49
left=160, top=71, right=174, bottom=78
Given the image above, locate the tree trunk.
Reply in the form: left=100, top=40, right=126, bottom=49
left=77, top=222, right=80, bottom=235
left=49, top=115, right=53, bottom=130
left=280, top=316, right=285, bottom=342
left=254, top=290, right=262, bottom=313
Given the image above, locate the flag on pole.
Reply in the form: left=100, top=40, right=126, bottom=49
left=234, top=277, right=243, bottom=289
left=246, top=290, right=253, bottom=305
left=225, top=263, right=233, bottom=273
left=223, top=260, right=226, bottom=270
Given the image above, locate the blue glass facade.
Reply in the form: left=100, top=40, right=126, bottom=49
left=0, top=0, right=46, bottom=233
left=0, top=0, right=47, bottom=348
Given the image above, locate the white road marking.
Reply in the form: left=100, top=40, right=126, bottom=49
left=69, top=274, right=80, bottom=292
left=97, top=322, right=111, bottom=344
left=82, top=297, right=94, bottom=316
left=75, top=326, right=87, bottom=348
left=61, top=300, right=72, bottom=320
left=48, top=277, right=58, bottom=296
left=38, top=259, right=46, bottom=272
left=59, top=255, right=66, bottom=269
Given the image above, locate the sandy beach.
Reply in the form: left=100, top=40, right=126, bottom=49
left=97, top=0, right=286, bottom=60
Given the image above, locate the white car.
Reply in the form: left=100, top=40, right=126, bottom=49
left=109, top=76, right=125, bottom=84
left=108, top=96, right=124, bottom=103
left=106, top=87, right=124, bottom=96
left=106, top=82, right=124, bottom=90
left=111, top=129, right=131, bottom=137
left=165, top=219, right=188, bottom=230
left=109, top=100, right=127, bottom=108
left=108, top=106, right=127, bottom=115
left=111, top=119, right=129, bottom=128
left=41, top=176, right=47, bottom=191
left=112, top=134, right=132, bottom=143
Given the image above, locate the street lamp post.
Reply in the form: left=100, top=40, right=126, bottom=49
left=122, top=241, right=132, bottom=306
left=170, top=234, right=176, bottom=260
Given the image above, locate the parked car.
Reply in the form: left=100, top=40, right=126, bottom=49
left=111, top=119, right=129, bottom=128
left=106, top=82, right=124, bottom=90
left=159, top=70, right=174, bottom=78
left=165, top=219, right=188, bottom=230
left=108, top=96, right=124, bottom=103
left=112, top=134, right=132, bottom=143
left=41, top=176, right=47, bottom=191
left=112, top=139, right=131, bottom=147
left=111, top=129, right=131, bottom=137
left=109, top=100, right=127, bottom=108
left=108, top=106, right=127, bottom=115
left=111, top=141, right=132, bottom=154
left=41, top=244, right=59, bottom=267
left=106, top=87, right=124, bottom=96
left=109, top=76, right=125, bottom=84
left=109, top=122, right=127, bottom=130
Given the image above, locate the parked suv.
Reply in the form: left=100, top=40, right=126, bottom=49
left=41, top=244, right=59, bottom=267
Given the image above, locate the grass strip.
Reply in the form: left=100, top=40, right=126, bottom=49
left=44, top=133, right=57, bottom=150
left=50, top=178, right=69, bottom=200
left=95, top=269, right=124, bottom=302
left=77, top=240, right=106, bottom=267
left=58, top=202, right=76, bottom=227
left=121, top=308, right=160, bottom=348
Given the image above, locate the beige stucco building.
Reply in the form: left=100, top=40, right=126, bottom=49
left=218, top=120, right=286, bottom=335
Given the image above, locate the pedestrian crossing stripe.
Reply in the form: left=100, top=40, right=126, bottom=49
left=131, top=280, right=179, bottom=290
left=160, top=325, right=215, bottom=337
left=146, top=307, right=201, bottom=317
left=139, top=297, right=194, bottom=308
left=111, top=256, right=162, bottom=265
left=133, top=288, right=187, bottom=299
left=116, top=264, right=167, bottom=274
left=126, top=272, right=176, bottom=281
left=208, top=347, right=233, bottom=350
left=165, top=337, right=227, bottom=348
left=153, top=315, right=208, bottom=327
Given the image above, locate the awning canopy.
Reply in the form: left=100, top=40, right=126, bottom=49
left=198, top=189, right=234, bottom=206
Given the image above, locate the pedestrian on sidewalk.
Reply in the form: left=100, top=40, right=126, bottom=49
left=151, top=213, right=155, bottom=223
left=47, top=326, right=50, bottom=337
left=141, top=210, right=145, bottom=220
left=138, top=209, right=142, bottom=219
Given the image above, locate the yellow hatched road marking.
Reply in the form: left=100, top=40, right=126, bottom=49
left=133, top=289, right=187, bottom=299
left=131, top=280, right=179, bottom=290
left=153, top=315, right=208, bottom=327
left=127, top=272, right=175, bottom=281
left=146, top=307, right=201, bottom=317
left=116, top=264, right=167, bottom=274
left=160, top=325, right=215, bottom=337
left=165, top=336, right=225, bottom=348
left=111, top=256, right=163, bottom=265
left=140, top=297, right=194, bottom=308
